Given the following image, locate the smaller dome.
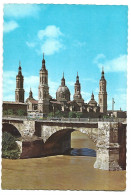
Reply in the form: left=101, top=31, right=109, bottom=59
left=88, top=99, right=97, bottom=106
left=88, top=92, right=97, bottom=107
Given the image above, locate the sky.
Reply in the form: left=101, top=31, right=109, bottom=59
left=3, top=4, right=128, bottom=111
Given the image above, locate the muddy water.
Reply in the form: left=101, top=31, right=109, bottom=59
left=2, top=131, right=126, bottom=190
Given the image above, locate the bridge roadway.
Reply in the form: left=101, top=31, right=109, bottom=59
left=2, top=117, right=126, bottom=171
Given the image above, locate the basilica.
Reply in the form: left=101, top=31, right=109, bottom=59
left=14, top=54, right=107, bottom=118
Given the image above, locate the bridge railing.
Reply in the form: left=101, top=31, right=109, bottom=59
left=2, top=115, right=126, bottom=123
left=2, top=115, right=28, bottom=119
left=55, top=118, right=126, bottom=123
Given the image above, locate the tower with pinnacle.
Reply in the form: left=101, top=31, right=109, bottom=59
left=73, top=72, right=84, bottom=104
left=98, top=67, right=107, bottom=114
left=29, top=88, right=33, bottom=99
left=15, top=61, right=25, bottom=103
left=38, top=53, right=50, bottom=114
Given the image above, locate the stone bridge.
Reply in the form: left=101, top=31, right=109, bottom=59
left=2, top=117, right=126, bottom=171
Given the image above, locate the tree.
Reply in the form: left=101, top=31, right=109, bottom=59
left=7, top=109, right=14, bottom=115
left=76, top=112, right=83, bottom=118
left=48, top=112, right=54, bottom=117
left=17, top=109, right=26, bottom=116
left=2, top=132, right=20, bottom=159
left=68, top=111, right=76, bottom=118
left=3, top=110, right=8, bottom=115
left=55, top=110, right=61, bottom=117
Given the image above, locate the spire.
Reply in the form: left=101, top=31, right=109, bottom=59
left=18, top=61, right=22, bottom=75
left=42, top=52, right=46, bottom=70
left=76, top=72, right=79, bottom=83
left=63, top=72, right=64, bottom=79
left=91, top=91, right=94, bottom=100
left=101, top=66, right=105, bottom=79
left=29, top=88, right=33, bottom=98
left=61, top=72, right=65, bottom=86
left=19, top=60, right=21, bottom=69
left=77, top=72, right=79, bottom=79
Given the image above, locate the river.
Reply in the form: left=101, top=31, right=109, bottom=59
left=2, top=131, right=126, bottom=190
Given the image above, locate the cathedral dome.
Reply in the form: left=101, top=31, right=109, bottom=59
left=56, top=73, right=70, bottom=102
left=57, top=86, right=70, bottom=93
left=56, top=86, right=70, bottom=102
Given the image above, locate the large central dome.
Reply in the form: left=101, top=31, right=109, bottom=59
left=56, top=73, right=70, bottom=102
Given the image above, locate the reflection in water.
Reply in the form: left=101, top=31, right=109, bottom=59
left=68, top=148, right=96, bottom=157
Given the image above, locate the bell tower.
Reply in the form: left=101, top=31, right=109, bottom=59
left=73, top=72, right=84, bottom=104
left=38, top=53, right=49, bottom=115
left=98, top=67, right=107, bottom=114
left=15, top=61, right=25, bottom=103
left=29, top=88, right=33, bottom=99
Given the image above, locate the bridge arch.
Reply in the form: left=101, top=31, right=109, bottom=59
left=2, top=123, right=21, bottom=137
left=43, top=128, right=96, bottom=156
left=41, top=125, right=97, bottom=144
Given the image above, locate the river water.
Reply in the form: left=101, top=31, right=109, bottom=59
left=2, top=131, right=126, bottom=190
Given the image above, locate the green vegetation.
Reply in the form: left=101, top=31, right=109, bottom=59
left=48, top=110, right=68, bottom=118
left=48, top=111, right=84, bottom=118
left=3, top=109, right=14, bottom=116
left=3, top=109, right=26, bottom=116
left=16, top=109, right=26, bottom=116
left=55, top=110, right=61, bottom=117
left=48, top=112, right=54, bottom=117
left=75, top=112, right=83, bottom=118
left=3, top=110, right=8, bottom=115
left=2, top=132, right=20, bottom=159
left=68, top=111, right=83, bottom=118
left=68, top=111, right=76, bottom=118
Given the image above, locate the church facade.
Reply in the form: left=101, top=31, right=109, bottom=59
left=14, top=54, right=107, bottom=118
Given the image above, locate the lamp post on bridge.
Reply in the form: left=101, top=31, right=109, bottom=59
left=112, top=98, right=115, bottom=112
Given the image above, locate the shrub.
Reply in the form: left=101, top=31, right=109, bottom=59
left=17, top=109, right=26, bottom=116
left=2, top=132, right=20, bottom=159
left=3, top=110, right=8, bottom=115
left=7, top=109, right=14, bottom=115
left=68, top=111, right=76, bottom=118
left=48, top=112, right=54, bottom=117
left=76, top=112, right=83, bottom=118
left=55, top=110, right=61, bottom=117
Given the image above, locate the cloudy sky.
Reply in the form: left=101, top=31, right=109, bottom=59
left=3, top=4, right=128, bottom=110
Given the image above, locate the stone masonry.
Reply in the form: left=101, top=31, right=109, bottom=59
left=2, top=118, right=126, bottom=170
left=94, top=122, right=123, bottom=170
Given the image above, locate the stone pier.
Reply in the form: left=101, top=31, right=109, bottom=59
left=94, top=122, right=126, bottom=171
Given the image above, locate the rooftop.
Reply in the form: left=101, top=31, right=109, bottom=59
left=3, top=101, right=27, bottom=105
